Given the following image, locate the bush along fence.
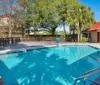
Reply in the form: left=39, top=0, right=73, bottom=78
left=23, top=35, right=78, bottom=42
left=0, top=37, right=20, bottom=46
left=23, top=35, right=61, bottom=41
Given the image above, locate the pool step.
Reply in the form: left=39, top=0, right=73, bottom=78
left=91, top=75, right=100, bottom=85
left=0, top=76, right=5, bottom=85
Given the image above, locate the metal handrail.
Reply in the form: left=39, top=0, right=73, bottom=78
left=74, top=67, right=100, bottom=85
left=74, top=77, right=100, bottom=85
left=86, top=78, right=100, bottom=85
left=85, top=67, right=100, bottom=75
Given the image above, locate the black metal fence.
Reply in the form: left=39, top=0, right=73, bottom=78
left=0, top=37, right=20, bottom=46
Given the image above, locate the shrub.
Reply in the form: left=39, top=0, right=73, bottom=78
left=81, top=37, right=87, bottom=43
left=28, top=35, right=61, bottom=37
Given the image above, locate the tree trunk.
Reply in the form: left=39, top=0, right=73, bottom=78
left=73, top=29, right=75, bottom=42
left=78, top=28, right=82, bottom=42
left=22, top=28, right=26, bottom=38
left=51, top=28, right=56, bottom=36
left=8, top=28, right=12, bottom=38
left=78, top=30, right=80, bottom=42
left=9, top=0, right=13, bottom=38
left=63, top=21, right=67, bottom=41
left=78, top=22, right=82, bottom=42
left=27, top=29, right=30, bottom=36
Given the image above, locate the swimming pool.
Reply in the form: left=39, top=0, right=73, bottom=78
left=0, top=45, right=100, bottom=85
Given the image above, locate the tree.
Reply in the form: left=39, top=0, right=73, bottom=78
left=56, top=0, right=77, bottom=41
left=67, top=4, right=96, bottom=42
left=69, top=24, right=77, bottom=41
left=26, top=0, right=60, bottom=36
left=18, top=0, right=96, bottom=41
left=0, top=0, right=14, bottom=37
left=0, top=0, right=25, bottom=38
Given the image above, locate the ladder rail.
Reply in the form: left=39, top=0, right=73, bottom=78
left=74, top=67, right=100, bottom=85
left=74, top=78, right=100, bottom=85
left=85, top=67, right=100, bottom=75
left=86, top=78, right=100, bottom=85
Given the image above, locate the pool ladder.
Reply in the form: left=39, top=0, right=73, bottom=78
left=74, top=67, right=100, bottom=85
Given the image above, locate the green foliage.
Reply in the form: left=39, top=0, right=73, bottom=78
left=18, top=0, right=96, bottom=40
left=29, top=35, right=60, bottom=37
left=25, top=0, right=60, bottom=35
left=60, top=34, right=65, bottom=41
left=67, top=3, right=96, bottom=42
left=81, top=37, right=87, bottom=43
left=54, top=0, right=78, bottom=41
left=82, top=22, right=96, bottom=30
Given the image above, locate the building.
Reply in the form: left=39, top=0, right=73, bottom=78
left=0, top=15, right=23, bottom=38
left=88, top=22, right=100, bottom=43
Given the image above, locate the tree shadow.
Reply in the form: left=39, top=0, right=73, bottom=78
left=0, top=60, right=18, bottom=85
left=70, top=51, right=100, bottom=75
left=68, top=51, right=100, bottom=85
left=9, top=48, right=73, bottom=85
left=0, top=48, right=100, bottom=85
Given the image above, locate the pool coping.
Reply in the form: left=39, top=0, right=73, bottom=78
left=0, top=43, right=100, bottom=55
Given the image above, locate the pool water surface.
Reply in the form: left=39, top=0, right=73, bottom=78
left=0, top=45, right=100, bottom=85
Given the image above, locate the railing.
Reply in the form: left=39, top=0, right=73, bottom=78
left=74, top=67, right=100, bottom=85
left=0, top=76, right=5, bottom=85
left=85, top=67, right=100, bottom=75
left=0, top=37, right=20, bottom=46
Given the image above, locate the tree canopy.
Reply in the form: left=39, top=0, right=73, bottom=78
left=23, top=0, right=95, bottom=37
left=66, top=4, right=96, bottom=41
left=0, top=0, right=96, bottom=41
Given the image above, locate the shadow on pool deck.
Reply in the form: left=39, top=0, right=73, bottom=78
left=0, top=43, right=46, bottom=54
left=0, top=49, right=100, bottom=85
left=0, top=41, right=56, bottom=51
left=4, top=44, right=45, bottom=50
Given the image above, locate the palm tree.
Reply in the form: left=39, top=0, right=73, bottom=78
left=69, top=4, right=95, bottom=42
left=69, top=24, right=77, bottom=41
left=57, top=0, right=77, bottom=41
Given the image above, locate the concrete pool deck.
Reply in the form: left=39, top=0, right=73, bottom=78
left=0, top=41, right=100, bottom=54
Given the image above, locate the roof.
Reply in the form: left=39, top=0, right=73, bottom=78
left=88, top=22, right=100, bottom=31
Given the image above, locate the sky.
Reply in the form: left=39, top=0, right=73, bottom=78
left=56, top=24, right=70, bottom=32
left=79, top=0, right=100, bottom=22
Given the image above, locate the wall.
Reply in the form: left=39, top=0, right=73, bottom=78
left=0, top=17, right=9, bottom=26
left=91, top=31, right=97, bottom=42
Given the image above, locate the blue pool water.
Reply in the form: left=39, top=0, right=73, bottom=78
left=0, top=45, right=100, bottom=85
